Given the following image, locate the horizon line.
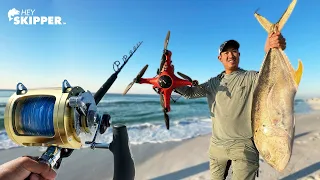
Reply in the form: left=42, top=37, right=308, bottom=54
left=0, top=89, right=317, bottom=99
left=0, top=89, right=162, bottom=96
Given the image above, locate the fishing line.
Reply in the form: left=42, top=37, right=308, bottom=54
left=18, top=96, right=55, bottom=136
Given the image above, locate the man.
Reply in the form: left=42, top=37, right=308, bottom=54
left=0, top=156, right=56, bottom=180
left=174, top=32, right=286, bottom=180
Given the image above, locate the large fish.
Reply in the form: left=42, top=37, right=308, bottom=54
left=252, top=0, right=303, bottom=172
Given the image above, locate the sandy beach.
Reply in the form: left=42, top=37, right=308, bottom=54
left=1, top=110, right=320, bottom=180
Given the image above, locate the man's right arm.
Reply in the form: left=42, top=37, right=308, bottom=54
left=174, top=79, right=212, bottom=99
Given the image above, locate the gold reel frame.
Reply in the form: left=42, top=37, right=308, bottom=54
left=4, top=86, right=86, bottom=149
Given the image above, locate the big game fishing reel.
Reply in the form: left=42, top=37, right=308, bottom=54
left=4, top=41, right=143, bottom=180
left=5, top=81, right=105, bottom=149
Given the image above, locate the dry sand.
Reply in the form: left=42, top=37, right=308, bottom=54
left=0, top=111, right=320, bottom=180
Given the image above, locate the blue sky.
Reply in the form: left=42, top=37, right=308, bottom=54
left=0, top=0, right=319, bottom=99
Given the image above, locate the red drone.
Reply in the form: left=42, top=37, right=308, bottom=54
left=123, top=31, right=198, bottom=130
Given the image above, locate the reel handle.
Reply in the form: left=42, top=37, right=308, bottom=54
left=109, top=124, right=135, bottom=180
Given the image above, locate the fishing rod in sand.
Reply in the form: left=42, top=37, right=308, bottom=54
left=3, top=41, right=143, bottom=180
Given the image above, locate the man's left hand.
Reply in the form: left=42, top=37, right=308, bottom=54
left=264, top=32, right=286, bottom=53
left=0, top=156, right=56, bottom=180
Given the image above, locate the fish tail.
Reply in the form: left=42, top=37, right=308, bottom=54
left=254, top=0, right=298, bottom=33
left=277, top=0, right=298, bottom=32
left=254, top=9, right=273, bottom=33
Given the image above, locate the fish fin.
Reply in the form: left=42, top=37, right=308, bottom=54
left=277, top=0, right=298, bottom=32
left=294, top=59, right=303, bottom=86
left=254, top=0, right=297, bottom=33
left=254, top=10, right=273, bottom=33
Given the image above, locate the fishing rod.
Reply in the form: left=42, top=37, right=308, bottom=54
left=94, top=41, right=143, bottom=104
left=4, top=41, right=143, bottom=180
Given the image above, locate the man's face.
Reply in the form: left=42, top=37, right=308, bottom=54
left=218, top=47, right=240, bottom=72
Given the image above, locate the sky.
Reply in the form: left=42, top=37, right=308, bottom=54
left=0, top=0, right=319, bottom=99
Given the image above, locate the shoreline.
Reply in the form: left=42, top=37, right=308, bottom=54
left=0, top=134, right=212, bottom=180
left=0, top=112, right=320, bottom=179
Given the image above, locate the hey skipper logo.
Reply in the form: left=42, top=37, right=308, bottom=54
left=8, top=8, right=67, bottom=25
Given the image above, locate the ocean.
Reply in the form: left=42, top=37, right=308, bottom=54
left=0, top=90, right=313, bottom=150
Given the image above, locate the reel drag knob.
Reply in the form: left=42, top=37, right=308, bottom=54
left=100, top=114, right=111, bottom=134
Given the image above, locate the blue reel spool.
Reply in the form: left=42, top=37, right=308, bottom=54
left=4, top=80, right=99, bottom=149
left=19, top=96, right=55, bottom=137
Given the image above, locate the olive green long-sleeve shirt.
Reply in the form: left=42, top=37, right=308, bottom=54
left=175, top=68, right=259, bottom=146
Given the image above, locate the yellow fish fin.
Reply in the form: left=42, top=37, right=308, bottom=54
left=294, top=59, right=303, bottom=86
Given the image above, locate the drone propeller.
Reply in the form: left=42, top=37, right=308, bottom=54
left=164, top=31, right=170, bottom=50
left=163, top=109, right=170, bottom=130
left=177, top=72, right=192, bottom=82
left=159, top=93, right=170, bottom=130
left=159, top=55, right=165, bottom=75
left=123, top=64, right=148, bottom=95
left=177, top=72, right=199, bottom=86
left=159, top=31, right=171, bottom=72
